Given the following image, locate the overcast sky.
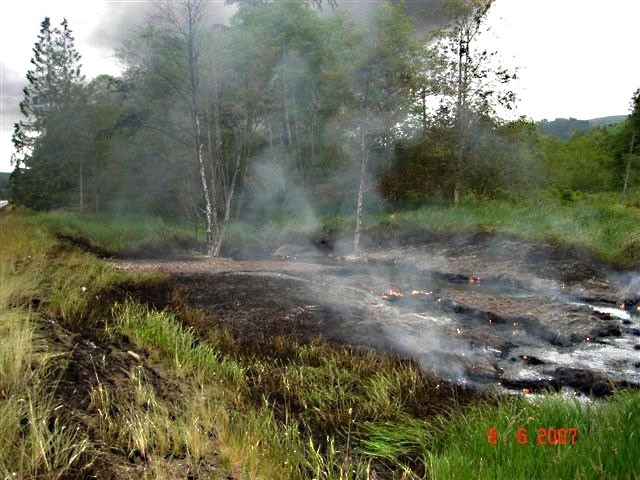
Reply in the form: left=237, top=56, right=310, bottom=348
left=1, top=0, right=639, bottom=173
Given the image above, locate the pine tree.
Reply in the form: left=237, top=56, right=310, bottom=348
left=11, top=17, right=86, bottom=209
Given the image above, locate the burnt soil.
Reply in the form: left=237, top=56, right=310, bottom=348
left=116, top=230, right=640, bottom=398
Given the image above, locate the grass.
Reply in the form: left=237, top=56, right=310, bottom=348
left=425, top=391, right=640, bottom=479
left=0, top=309, right=93, bottom=479
left=35, top=209, right=199, bottom=254
left=25, top=191, right=640, bottom=268
left=2, top=205, right=640, bottom=478
left=366, top=194, right=640, bottom=267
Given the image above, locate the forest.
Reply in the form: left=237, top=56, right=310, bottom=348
left=8, top=0, right=640, bottom=256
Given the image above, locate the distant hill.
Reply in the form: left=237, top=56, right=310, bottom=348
left=587, top=115, right=627, bottom=128
left=538, top=115, right=627, bottom=140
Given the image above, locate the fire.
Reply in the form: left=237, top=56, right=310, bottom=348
left=411, top=289, right=432, bottom=296
left=456, top=328, right=462, bottom=335
left=469, top=276, right=481, bottom=285
left=381, top=288, right=404, bottom=300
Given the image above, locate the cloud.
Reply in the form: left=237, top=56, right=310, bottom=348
left=86, top=2, right=237, bottom=52
left=1, top=64, right=24, bottom=135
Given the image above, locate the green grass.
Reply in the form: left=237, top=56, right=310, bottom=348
left=0, top=310, right=93, bottom=479
left=35, top=209, right=199, bottom=253
left=3, top=207, right=640, bottom=478
left=21, top=190, right=640, bottom=269
left=426, top=391, right=640, bottom=479
left=367, top=195, right=640, bottom=267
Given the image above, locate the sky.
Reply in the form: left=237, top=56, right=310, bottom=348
left=1, top=0, right=639, bottom=173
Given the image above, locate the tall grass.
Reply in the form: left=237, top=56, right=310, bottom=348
left=36, top=210, right=198, bottom=253
left=370, top=197, right=640, bottom=266
left=0, top=310, right=92, bottom=479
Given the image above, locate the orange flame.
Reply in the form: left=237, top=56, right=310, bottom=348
left=381, top=288, right=404, bottom=300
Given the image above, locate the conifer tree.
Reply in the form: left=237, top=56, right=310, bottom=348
left=11, top=17, right=86, bottom=209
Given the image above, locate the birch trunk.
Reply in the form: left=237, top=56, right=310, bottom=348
left=195, top=114, right=215, bottom=256
left=354, top=108, right=368, bottom=258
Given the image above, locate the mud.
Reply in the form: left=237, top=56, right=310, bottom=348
left=117, top=230, right=640, bottom=397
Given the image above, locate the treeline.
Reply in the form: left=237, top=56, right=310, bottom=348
left=9, top=0, right=640, bottom=254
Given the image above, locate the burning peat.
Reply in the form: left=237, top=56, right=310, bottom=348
left=151, top=231, right=640, bottom=398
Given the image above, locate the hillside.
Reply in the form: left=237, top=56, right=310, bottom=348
left=538, top=115, right=627, bottom=140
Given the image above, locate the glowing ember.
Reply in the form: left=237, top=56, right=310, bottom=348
left=469, top=276, right=481, bottom=285
left=381, top=288, right=404, bottom=300
left=411, top=289, right=432, bottom=296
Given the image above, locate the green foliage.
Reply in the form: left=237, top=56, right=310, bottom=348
left=11, top=17, right=87, bottom=211
left=540, top=129, right=615, bottom=192
left=382, top=118, right=544, bottom=202
left=0, top=172, right=10, bottom=200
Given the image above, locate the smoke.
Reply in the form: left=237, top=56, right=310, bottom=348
left=87, top=2, right=236, bottom=51
left=336, top=0, right=455, bottom=32
left=381, top=314, right=468, bottom=382
left=243, top=148, right=321, bottom=247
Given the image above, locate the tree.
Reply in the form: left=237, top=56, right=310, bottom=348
left=425, top=0, right=516, bottom=204
left=348, top=2, right=415, bottom=256
left=620, top=88, right=640, bottom=203
left=119, top=1, right=222, bottom=254
left=11, top=17, right=86, bottom=210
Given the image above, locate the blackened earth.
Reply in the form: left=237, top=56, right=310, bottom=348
left=117, top=231, right=640, bottom=398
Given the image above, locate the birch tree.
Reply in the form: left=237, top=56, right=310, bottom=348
left=427, top=0, right=516, bottom=204
left=350, top=2, right=415, bottom=256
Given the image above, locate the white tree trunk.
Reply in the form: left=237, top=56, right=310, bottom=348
left=354, top=110, right=368, bottom=258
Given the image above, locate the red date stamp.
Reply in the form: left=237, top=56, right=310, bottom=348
left=488, top=426, right=577, bottom=445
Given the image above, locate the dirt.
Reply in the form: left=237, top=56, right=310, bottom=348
left=114, top=230, right=640, bottom=398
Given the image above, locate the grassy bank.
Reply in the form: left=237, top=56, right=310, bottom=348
left=29, top=192, right=640, bottom=268
left=371, top=197, right=640, bottom=267
left=1, top=209, right=639, bottom=478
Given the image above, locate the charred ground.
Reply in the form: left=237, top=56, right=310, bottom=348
left=117, top=229, right=640, bottom=398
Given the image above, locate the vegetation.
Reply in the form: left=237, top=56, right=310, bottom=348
left=537, top=115, right=627, bottom=140
left=3, top=2, right=640, bottom=477
left=5, top=0, right=634, bottom=259
left=0, top=172, right=9, bottom=198
left=1, top=206, right=639, bottom=478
